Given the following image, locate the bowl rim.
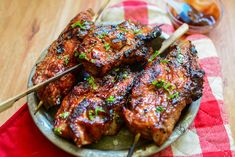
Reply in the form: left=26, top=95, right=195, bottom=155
left=27, top=32, right=202, bottom=157
left=166, top=0, right=224, bottom=30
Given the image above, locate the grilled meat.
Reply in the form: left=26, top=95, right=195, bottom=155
left=54, top=67, right=137, bottom=147
left=123, top=40, right=204, bottom=146
left=77, top=21, right=161, bottom=76
left=32, top=9, right=95, bottom=108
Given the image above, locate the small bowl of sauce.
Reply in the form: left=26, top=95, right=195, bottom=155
left=167, top=0, right=224, bottom=34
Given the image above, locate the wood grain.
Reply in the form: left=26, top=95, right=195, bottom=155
left=0, top=0, right=234, bottom=141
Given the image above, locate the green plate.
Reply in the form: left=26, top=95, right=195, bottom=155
left=27, top=32, right=201, bottom=157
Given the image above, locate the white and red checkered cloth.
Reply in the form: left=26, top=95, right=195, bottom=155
left=100, top=0, right=235, bottom=156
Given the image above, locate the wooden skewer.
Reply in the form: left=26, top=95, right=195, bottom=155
left=126, top=23, right=189, bottom=157
left=34, top=100, right=43, bottom=115
left=0, top=0, right=110, bottom=114
left=0, top=21, right=187, bottom=114
left=158, top=23, right=189, bottom=54
left=0, top=64, right=80, bottom=113
left=127, top=133, right=141, bottom=157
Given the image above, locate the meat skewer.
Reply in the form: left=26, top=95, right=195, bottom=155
left=54, top=66, right=137, bottom=147
left=32, top=9, right=95, bottom=109
left=126, top=23, right=189, bottom=157
left=77, top=20, right=162, bottom=76
left=124, top=40, right=204, bottom=147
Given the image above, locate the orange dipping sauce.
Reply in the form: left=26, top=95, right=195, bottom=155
left=168, top=0, right=223, bottom=34
left=174, top=0, right=220, bottom=26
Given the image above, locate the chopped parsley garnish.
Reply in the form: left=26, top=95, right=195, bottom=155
left=64, top=56, right=70, bottom=65
left=87, top=76, right=98, bottom=90
left=165, top=67, right=170, bottom=72
left=106, top=96, right=116, bottom=102
left=104, top=43, right=110, bottom=51
left=91, top=59, right=95, bottom=63
left=98, top=32, right=107, bottom=39
left=57, top=55, right=62, bottom=59
left=123, top=73, right=129, bottom=79
left=156, top=106, right=165, bottom=113
left=74, top=51, right=79, bottom=57
left=87, top=49, right=92, bottom=53
left=71, top=21, right=86, bottom=29
left=79, top=53, right=86, bottom=59
left=54, top=128, right=62, bottom=135
left=169, top=92, right=179, bottom=99
left=148, top=50, right=160, bottom=62
left=177, top=47, right=183, bottom=63
left=118, top=27, right=128, bottom=32
left=133, top=29, right=142, bottom=34
left=88, top=110, right=95, bottom=121
left=95, top=107, right=105, bottom=116
left=115, top=68, right=120, bottom=72
left=58, top=112, right=70, bottom=119
left=88, top=107, right=105, bottom=121
left=151, top=80, right=165, bottom=88
left=160, top=59, right=169, bottom=63
left=152, top=80, right=175, bottom=92
left=163, top=82, right=172, bottom=91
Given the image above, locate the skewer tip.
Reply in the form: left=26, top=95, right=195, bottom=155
left=34, top=100, right=43, bottom=115
left=127, top=133, right=141, bottom=157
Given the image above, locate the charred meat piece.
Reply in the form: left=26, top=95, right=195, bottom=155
left=123, top=40, right=204, bottom=146
left=32, top=9, right=95, bottom=108
left=54, top=67, right=137, bottom=147
left=77, top=21, right=161, bottom=76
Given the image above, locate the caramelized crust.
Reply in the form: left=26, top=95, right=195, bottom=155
left=32, top=9, right=95, bottom=108
left=123, top=40, right=205, bottom=146
left=54, top=67, right=137, bottom=147
left=77, top=21, right=161, bottom=76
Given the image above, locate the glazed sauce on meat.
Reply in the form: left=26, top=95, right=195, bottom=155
left=172, top=0, right=220, bottom=26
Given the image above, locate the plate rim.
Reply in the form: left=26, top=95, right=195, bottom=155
left=27, top=32, right=201, bottom=157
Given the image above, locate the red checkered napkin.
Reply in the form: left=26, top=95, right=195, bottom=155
left=0, top=1, right=234, bottom=157
left=100, top=0, right=235, bottom=156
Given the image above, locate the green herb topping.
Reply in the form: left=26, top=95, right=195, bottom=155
left=123, top=73, right=129, bottom=79
left=148, top=50, right=160, bottom=62
left=104, top=43, right=110, bottom=51
left=71, top=21, right=86, bottom=29
left=133, top=29, right=142, bottom=34
left=98, top=32, right=107, bottom=39
left=54, top=128, right=62, bottom=135
left=106, top=95, right=116, bottom=103
left=79, top=53, right=86, bottom=59
left=88, top=110, right=94, bottom=121
left=163, top=82, right=172, bottom=91
left=160, top=59, right=169, bottom=63
left=169, top=92, right=179, bottom=99
left=91, top=59, right=95, bottom=63
left=95, top=107, right=105, bottom=116
left=152, top=80, right=175, bottom=92
left=87, top=76, right=98, bottom=90
left=156, top=106, right=165, bottom=113
left=151, top=80, right=165, bottom=88
left=57, top=55, right=62, bottom=59
left=64, top=56, right=70, bottom=65
left=165, top=67, right=170, bottom=72
left=118, top=27, right=128, bottom=32
left=88, top=107, right=105, bottom=121
left=177, top=47, right=183, bottom=63
left=74, top=51, right=79, bottom=57
left=58, top=112, right=70, bottom=119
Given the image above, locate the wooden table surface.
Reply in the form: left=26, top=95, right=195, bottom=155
left=0, top=0, right=234, bottom=140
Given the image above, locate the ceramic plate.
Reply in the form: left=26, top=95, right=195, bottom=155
left=27, top=32, right=201, bottom=157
